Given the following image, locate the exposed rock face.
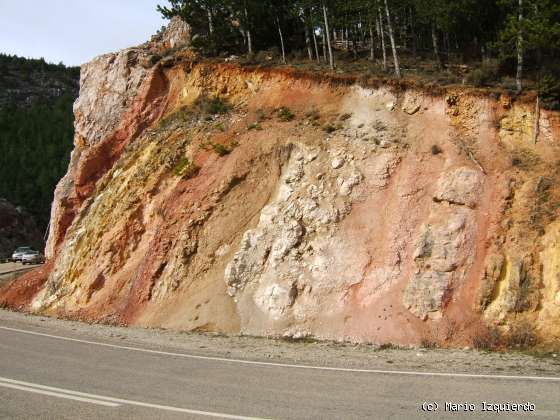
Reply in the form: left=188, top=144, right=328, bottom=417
left=2, top=20, right=560, bottom=348
left=434, top=167, right=483, bottom=208
left=160, top=16, right=192, bottom=49
left=45, top=18, right=192, bottom=259
left=0, top=198, right=43, bottom=258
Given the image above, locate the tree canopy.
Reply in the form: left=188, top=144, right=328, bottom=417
left=158, top=0, right=559, bottom=98
left=0, top=54, right=78, bottom=232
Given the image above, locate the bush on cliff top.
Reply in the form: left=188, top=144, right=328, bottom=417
left=206, top=96, right=229, bottom=115
left=539, top=74, right=560, bottom=110
left=466, top=61, right=500, bottom=88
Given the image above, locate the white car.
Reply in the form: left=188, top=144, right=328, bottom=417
left=11, top=247, right=33, bottom=262
left=21, top=251, right=45, bottom=265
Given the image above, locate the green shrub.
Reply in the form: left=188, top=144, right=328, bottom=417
left=323, top=124, right=337, bottom=133
left=420, top=338, right=438, bottom=349
left=466, top=62, right=499, bottom=87
left=247, top=122, right=262, bottom=130
left=149, top=55, right=162, bottom=66
left=255, top=109, right=267, bottom=122
left=499, top=76, right=518, bottom=93
left=158, top=107, right=190, bottom=128
left=323, top=123, right=343, bottom=133
left=173, top=158, right=200, bottom=178
left=206, top=96, right=229, bottom=115
left=190, top=34, right=220, bottom=56
left=377, top=343, right=400, bottom=350
left=212, top=143, right=230, bottom=156
left=277, top=106, right=295, bottom=122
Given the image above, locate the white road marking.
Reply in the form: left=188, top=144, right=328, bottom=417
left=0, top=379, right=120, bottom=407
left=1, top=325, right=560, bottom=382
left=0, top=377, right=267, bottom=419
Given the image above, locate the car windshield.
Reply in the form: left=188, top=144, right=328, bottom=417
left=15, top=247, right=31, bottom=252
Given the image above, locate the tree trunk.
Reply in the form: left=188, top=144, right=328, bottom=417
left=322, top=1, right=334, bottom=69
left=322, top=29, right=327, bottom=62
left=276, top=15, right=286, bottom=64
left=431, top=22, right=441, bottom=69
left=444, top=32, right=450, bottom=62
left=533, top=96, right=540, bottom=143
left=533, top=1, right=543, bottom=76
left=401, top=9, right=408, bottom=50
left=359, top=12, right=365, bottom=42
left=312, top=19, right=321, bottom=63
left=207, top=8, right=214, bottom=35
left=409, top=7, right=417, bottom=58
left=384, top=0, right=401, bottom=78
left=369, top=19, right=375, bottom=61
left=516, top=0, right=524, bottom=92
left=378, top=9, right=387, bottom=71
left=352, top=26, right=358, bottom=59
left=304, top=17, right=314, bottom=61
left=244, top=4, right=253, bottom=54
left=247, top=29, right=253, bottom=54
left=205, top=5, right=215, bottom=55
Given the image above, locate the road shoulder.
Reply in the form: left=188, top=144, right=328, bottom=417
left=1, top=308, right=559, bottom=379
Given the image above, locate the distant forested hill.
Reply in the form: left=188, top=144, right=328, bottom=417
left=0, top=54, right=79, bottom=107
left=0, top=54, right=79, bottom=232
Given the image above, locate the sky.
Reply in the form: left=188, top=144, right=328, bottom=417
left=0, top=0, right=168, bottom=67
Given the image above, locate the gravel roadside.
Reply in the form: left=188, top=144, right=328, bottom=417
left=1, top=308, right=559, bottom=378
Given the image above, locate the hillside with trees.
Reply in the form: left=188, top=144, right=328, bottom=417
left=158, top=0, right=559, bottom=108
left=0, top=54, right=79, bottom=233
left=0, top=54, right=79, bottom=107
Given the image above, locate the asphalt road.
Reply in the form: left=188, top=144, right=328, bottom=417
left=0, top=318, right=559, bottom=419
left=0, top=262, right=40, bottom=288
left=0, top=262, right=40, bottom=275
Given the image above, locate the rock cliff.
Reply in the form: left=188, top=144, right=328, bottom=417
left=2, top=19, right=560, bottom=349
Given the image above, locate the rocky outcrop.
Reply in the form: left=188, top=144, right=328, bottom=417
left=45, top=17, right=192, bottom=258
left=155, top=16, right=192, bottom=50
left=2, top=19, right=560, bottom=349
left=0, top=198, right=43, bottom=258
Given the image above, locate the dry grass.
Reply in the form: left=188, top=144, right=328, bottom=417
left=420, top=338, right=438, bottom=349
left=507, top=321, right=538, bottom=349
left=472, top=326, right=502, bottom=351
left=472, top=321, right=539, bottom=351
